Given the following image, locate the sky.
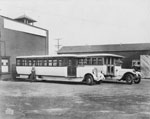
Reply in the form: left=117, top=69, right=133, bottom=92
left=0, top=0, right=150, bottom=55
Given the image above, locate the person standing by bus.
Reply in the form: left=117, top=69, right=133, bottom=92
left=30, top=64, right=36, bottom=82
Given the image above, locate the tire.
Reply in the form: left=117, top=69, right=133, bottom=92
left=97, top=80, right=102, bottom=84
left=125, top=73, right=133, bottom=85
left=85, top=75, right=94, bottom=85
left=134, top=75, right=141, bottom=84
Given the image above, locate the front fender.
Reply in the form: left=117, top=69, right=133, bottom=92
left=121, top=72, right=135, bottom=80
left=134, top=71, right=141, bottom=78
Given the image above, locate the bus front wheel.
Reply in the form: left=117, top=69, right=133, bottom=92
left=125, top=73, right=133, bottom=85
left=85, top=75, right=94, bottom=85
left=134, top=75, right=141, bottom=84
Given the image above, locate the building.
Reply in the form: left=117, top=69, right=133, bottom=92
left=0, top=15, right=49, bottom=80
left=58, top=43, right=150, bottom=78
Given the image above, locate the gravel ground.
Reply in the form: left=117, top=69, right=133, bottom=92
left=0, top=79, right=150, bottom=119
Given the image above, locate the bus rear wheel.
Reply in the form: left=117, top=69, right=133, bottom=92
left=125, top=73, right=133, bottom=85
left=85, top=75, right=94, bottom=85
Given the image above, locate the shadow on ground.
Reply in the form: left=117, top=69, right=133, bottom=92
left=13, top=78, right=129, bottom=85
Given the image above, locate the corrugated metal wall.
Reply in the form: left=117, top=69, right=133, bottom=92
left=141, top=55, right=150, bottom=78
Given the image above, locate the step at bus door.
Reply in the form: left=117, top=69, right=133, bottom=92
left=67, top=59, right=76, bottom=77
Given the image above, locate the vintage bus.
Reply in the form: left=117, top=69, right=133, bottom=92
left=16, top=54, right=141, bottom=85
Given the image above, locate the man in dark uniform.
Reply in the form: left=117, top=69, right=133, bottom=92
left=30, top=65, right=36, bottom=82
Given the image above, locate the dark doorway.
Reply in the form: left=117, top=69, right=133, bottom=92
left=67, top=58, right=76, bottom=77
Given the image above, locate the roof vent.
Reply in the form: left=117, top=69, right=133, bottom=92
left=14, top=14, right=37, bottom=25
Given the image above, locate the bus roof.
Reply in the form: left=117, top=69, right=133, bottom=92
left=16, top=53, right=124, bottom=58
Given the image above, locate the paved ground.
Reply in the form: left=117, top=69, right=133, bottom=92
left=0, top=79, right=150, bottom=119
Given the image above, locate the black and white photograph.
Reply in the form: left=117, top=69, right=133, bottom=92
left=0, top=0, right=150, bottom=119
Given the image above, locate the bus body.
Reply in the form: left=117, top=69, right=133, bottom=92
left=16, top=54, right=141, bottom=85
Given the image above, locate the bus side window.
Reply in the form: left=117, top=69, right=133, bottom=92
left=78, top=58, right=84, bottom=65
left=53, top=59, right=57, bottom=66
left=68, top=59, right=72, bottom=66
left=33, top=59, right=37, bottom=66
left=112, top=58, right=114, bottom=65
left=108, top=57, right=111, bottom=65
left=92, top=58, right=96, bottom=65
left=37, top=60, right=40, bottom=66
left=87, top=58, right=91, bottom=65
left=37, top=59, right=42, bottom=66
left=40, top=59, right=43, bottom=66
left=28, top=59, right=32, bottom=66
left=58, top=59, right=63, bottom=66
left=22, top=59, right=25, bottom=66
left=24, top=59, right=27, bottom=66
left=98, top=58, right=103, bottom=65
left=48, top=59, right=52, bottom=66
left=44, top=59, right=48, bottom=66
left=84, top=58, right=87, bottom=65
left=104, top=57, right=108, bottom=65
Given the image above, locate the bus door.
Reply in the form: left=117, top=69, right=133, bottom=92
left=67, top=58, right=76, bottom=77
left=106, top=57, right=115, bottom=76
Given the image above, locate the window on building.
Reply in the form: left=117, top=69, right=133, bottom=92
left=1, top=58, right=9, bottom=73
left=132, top=60, right=140, bottom=67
